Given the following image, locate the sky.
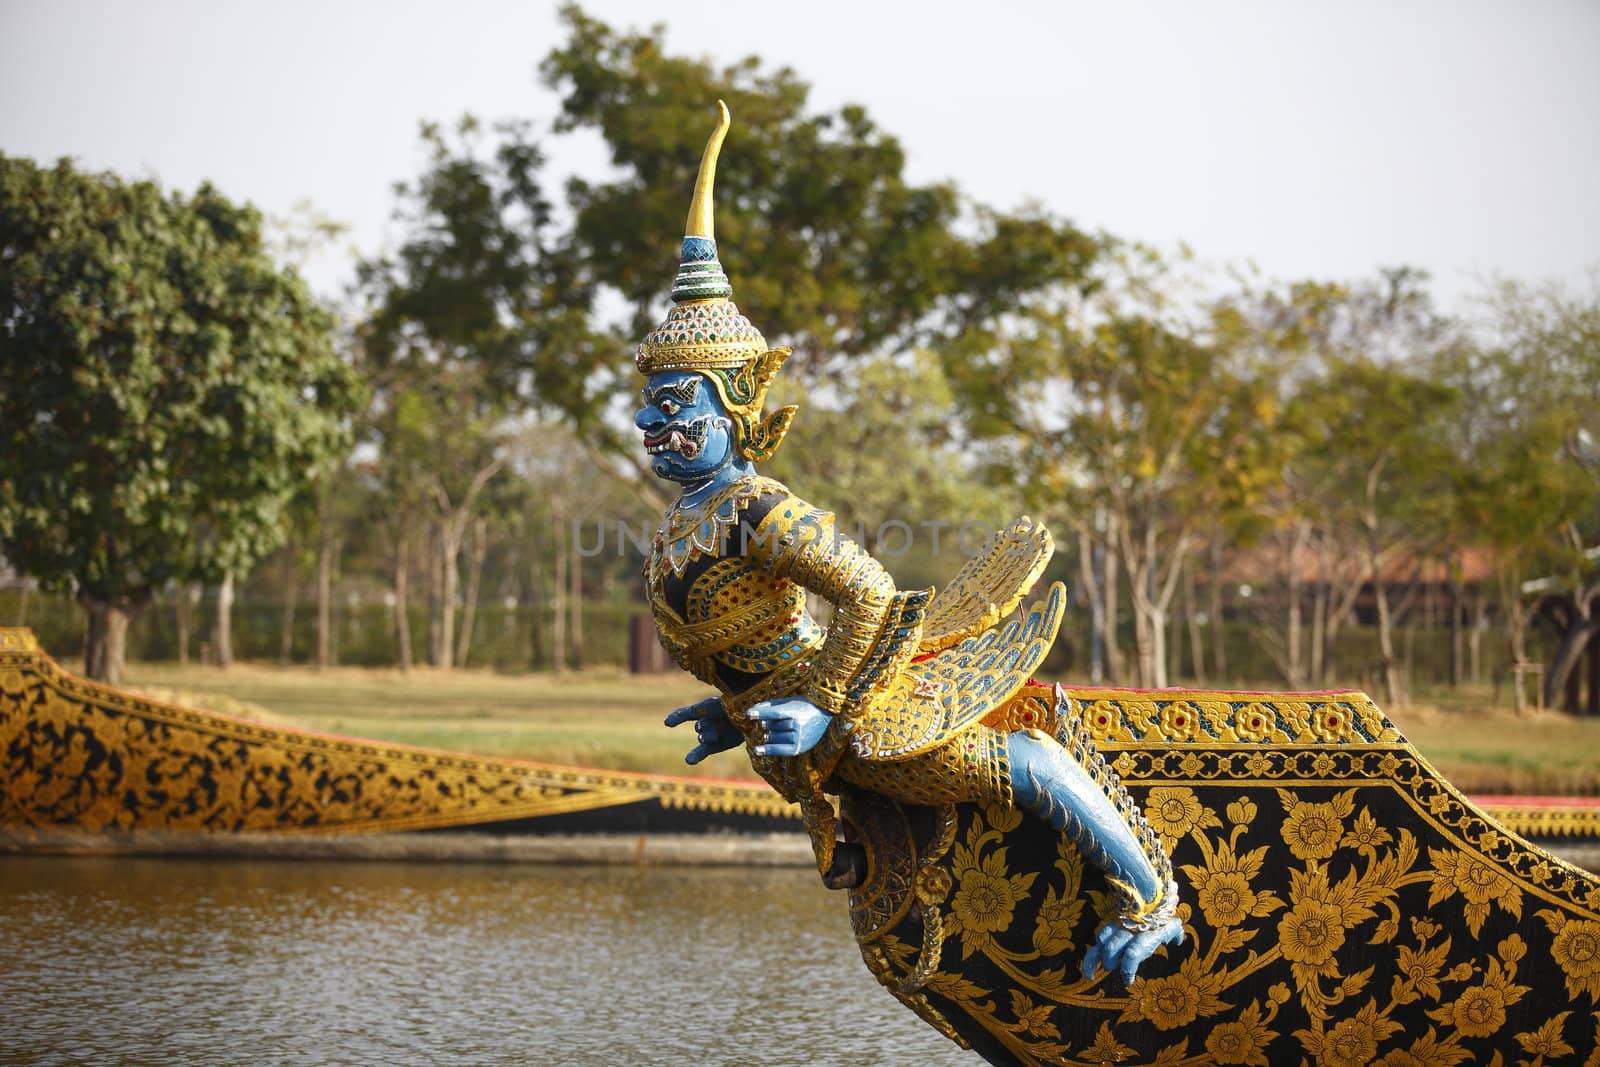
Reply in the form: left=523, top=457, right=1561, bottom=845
left=3, top=0, right=1597, bottom=314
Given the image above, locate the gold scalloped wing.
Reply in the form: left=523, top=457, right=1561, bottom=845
left=852, top=581, right=1066, bottom=761
left=916, top=516, right=1054, bottom=654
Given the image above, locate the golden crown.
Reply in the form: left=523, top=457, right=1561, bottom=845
left=634, top=101, right=796, bottom=461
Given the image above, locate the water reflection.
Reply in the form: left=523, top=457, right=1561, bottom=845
left=0, top=855, right=972, bottom=1066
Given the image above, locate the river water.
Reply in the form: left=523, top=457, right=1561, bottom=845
left=0, top=855, right=973, bottom=1067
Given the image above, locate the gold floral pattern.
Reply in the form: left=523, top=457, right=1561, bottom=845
left=0, top=635, right=797, bottom=835
left=1155, top=701, right=1200, bottom=743
left=1081, top=701, right=1123, bottom=740
left=1204, top=1000, right=1274, bottom=1066
left=946, top=821, right=1038, bottom=957
left=1126, top=968, right=1202, bottom=1030
left=1279, top=896, right=1347, bottom=968
left=1184, top=829, right=1281, bottom=932
left=1072, top=687, right=1398, bottom=746
left=1341, top=807, right=1393, bottom=856
left=1539, top=908, right=1600, bottom=1000
left=1196, top=868, right=1254, bottom=927
left=1308, top=1001, right=1398, bottom=1067
left=1430, top=847, right=1523, bottom=936
left=955, top=860, right=1028, bottom=935
left=1142, top=786, right=1220, bottom=851
left=849, top=686, right=1600, bottom=1065
left=1312, top=703, right=1353, bottom=743
left=1232, top=702, right=1282, bottom=744
left=1517, top=1011, right=1576, bottom=1059
left=1428, top=943, right=1529, bottom=1037
left=1278, top=787, right=1353, bottom=861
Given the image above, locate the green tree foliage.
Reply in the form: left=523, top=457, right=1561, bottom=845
left=0, top=156, right=360, bottom=683
left=948, top=248, right=1284, bottom=687
left=356, top=119, right=564, bottom=667
left=1461, top=278, right=1600, bottom=707
left=358, top=116, right=589, bottom=404
left=541, top=4, right=1098, bottom=383
left=767, top=351, right=1018, bottom=584
left=376, top=360, right=507, bottom=669
left=1213, top=277, right=1434, bottom=690
left=1288, top=354, right=1460, bottom=704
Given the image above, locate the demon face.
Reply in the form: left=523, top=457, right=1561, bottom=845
left=635, top=371, right=737, bottom=485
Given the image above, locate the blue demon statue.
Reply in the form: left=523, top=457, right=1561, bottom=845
left=637, top=103, right=1181, bottom=987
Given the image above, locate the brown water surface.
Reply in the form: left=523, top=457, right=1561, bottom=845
left=0, top=855, right=971, bottom=1066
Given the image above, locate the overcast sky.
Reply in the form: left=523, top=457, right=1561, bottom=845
left=3, top=0, right=1597, bottom=312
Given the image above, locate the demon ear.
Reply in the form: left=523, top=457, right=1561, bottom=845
left=749, top=346, right=793, bottom=405
left=737, top=404, right=797, bottom=461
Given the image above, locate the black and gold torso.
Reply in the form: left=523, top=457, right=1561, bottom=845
left=644, top=476, right=1070, bottom=774
left=644, top=477, right=822, bottom=712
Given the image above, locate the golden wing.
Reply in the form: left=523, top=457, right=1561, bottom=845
left=917, top=516, right=1054, bottom=654
left=851, top=581, right=1067, bottom=761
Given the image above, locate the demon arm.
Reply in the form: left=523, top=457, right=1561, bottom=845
left=742, top=498, right=917, bottom=762
left=738, top=497, right=926, bottom=875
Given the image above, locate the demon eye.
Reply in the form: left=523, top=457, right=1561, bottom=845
left=664, top=378, right=700, bottom=406
left=659, top=398, right=680, bottom=415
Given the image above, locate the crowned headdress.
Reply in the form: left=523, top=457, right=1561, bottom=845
left=634, top=101, right=797, bottom=462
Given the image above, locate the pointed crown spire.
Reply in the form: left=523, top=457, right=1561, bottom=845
left=633, top=101, right=797, bottom=461
left=636, top=100, right=764, bottom=372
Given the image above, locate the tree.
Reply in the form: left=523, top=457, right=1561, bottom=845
left=364, top=358, right=506, bottom=670
left=948, top=248, right=1282, bottom=688
left=1289, top=356, right=1458, bottom=705
left=1211, top=278, right=1415, bottom=690
left=0, top=156, right=360, bottom=683
left=542, top=6, right=1097, bottom=374
left=1265, top=271, right=1460, bottom=703
left=767, top=351, right=1016, bottom=572
left=1463, top=277, right=1600, bottom=710
left=357, top=117, right=576, bottom=666
left=378, top=5, right=1098, bottom=494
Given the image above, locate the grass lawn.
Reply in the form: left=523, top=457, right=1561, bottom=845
left=117, top=661, right=742, bottom=779
left=1387, top=683, right=1600, bottom=796
left=108, top=662, right=1600, bottom=795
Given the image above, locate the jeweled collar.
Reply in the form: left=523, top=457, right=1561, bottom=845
left=650, top=475, right=784, bottom=581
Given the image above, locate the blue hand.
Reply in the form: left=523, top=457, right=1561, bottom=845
left=664, top=696, right=742, bottom=765
left=745, top=697, right=832, bottom=757
left=1082, top=917, right=1184, bottom=986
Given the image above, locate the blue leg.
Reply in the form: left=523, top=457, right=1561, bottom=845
left=1006, top=728, right=1182, bottom=984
